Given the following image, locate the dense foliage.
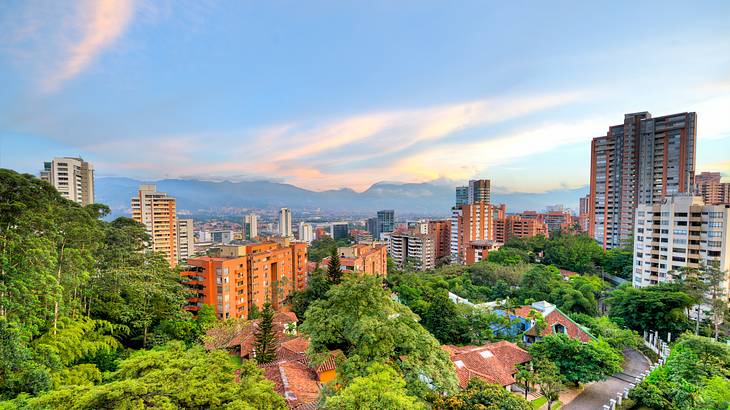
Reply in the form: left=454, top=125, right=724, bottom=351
left=608, top=283, right=694, bottom=337
left=530, top=333, right=622, bottom=386
left=323, top=364, right=425, bottom=410
left=430, top=378, right=532, bottom=410
left=2, top=342, right=286, bottom=409
left=300, top=275, right=459, bottom=399
left=630, top=334, right=730, bottom=410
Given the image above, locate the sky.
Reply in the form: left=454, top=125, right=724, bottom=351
left=1, top=0, right=729, bottom=193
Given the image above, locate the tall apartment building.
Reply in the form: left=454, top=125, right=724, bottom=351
left=694, top=172, right=730, bottom=205
left=243, top=213, right=258, bottom=239
left=590, top=112, right=697, bottom=249
left=279, top=208, right=292, bottom=238
left=579, top=195, right=591, bottom=233
left=368, top=210, right=394, bottom=240
left=181, top=241, right=307, bottom=319
left=298, top=222, right=314, bottom=243
left=177, top=218, right=195, bottom=262
left=632, top=195, right=729, bottom=293
left=455, top=186, right=469, bottom=206
left=389, top=232, right=436, bottom=271
left=427, top=220, right=451, bottom=263
left=330, top=222, right=349, bottom=240
left=468, top=179, right=491, bottom=204
left=453, top=201, right=495, bottom=263
left=131, top=185, right=178, bottom=267
left=40, top=157, right=94, bottom=205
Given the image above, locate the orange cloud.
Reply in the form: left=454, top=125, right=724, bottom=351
left=43, top=0, right=135, bottom=91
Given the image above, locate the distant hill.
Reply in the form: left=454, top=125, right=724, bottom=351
left=95, top=177, right=588, bottom=218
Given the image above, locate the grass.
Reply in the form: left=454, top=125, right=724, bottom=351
left=531, top=397, right=562, bottom=410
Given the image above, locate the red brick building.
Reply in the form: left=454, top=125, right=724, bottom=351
left=181, top=241, right=307, bottom=319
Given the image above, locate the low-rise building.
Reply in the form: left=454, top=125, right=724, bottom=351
left=320, top=243, right=388, bottom=276
left=181, top=241, right=307, bottom=319
left=443, top=341, right=531, bottom=391
left=510, top=301, right=595, bottom=344
left=389, top=232, right=436, bottom=270
left=464, top=240, right=501, bottom=265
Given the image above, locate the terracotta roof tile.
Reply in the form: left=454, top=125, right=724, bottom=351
left=443, top=341, right=531, bottom=388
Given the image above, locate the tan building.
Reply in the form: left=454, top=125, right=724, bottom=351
left=320, top=243, right=388, bottom=276
left=633, top=195, right=729, bottom=293
left=177, top=218, right=195, bottom=262
left=40, top=157, right=94, bottom=205
left=131, top=185, right=178, bottom=267
left=389, top=232, right=436, bottom=270
left=694, top=172, right=730, bottom=205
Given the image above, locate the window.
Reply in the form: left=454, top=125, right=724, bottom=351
left=673, top=230, right=687, bottom=235
left=553, top=323, right=567, bottom=334
left=709, top=222, right=723, bottom=228
left=708, top=231, right=722, bottom=238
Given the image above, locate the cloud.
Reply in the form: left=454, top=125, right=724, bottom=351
left=43, top=0, right=135, bottom=91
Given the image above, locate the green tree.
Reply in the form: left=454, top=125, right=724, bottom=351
left=3, top=342, right=286, bottom=409
left=515, top=363, right=537, bottom=400
left=537, top=360, right=563, bottom=410
left=431, top=378, right=532, bottom=410
left=300, top=275, right=458, bottom=398
left=308, top=237, right=338, bottom=262
left=326, top=248, right=342, bottom=284
left=519, top=265, right=562, bottom=302
left=570, top=314, right=640, bottom=350
left=530, top=333, right=622, bottom=386
left=287, top=269, right=331, bottom=323
left=254, top=302, right=278, bottom=364
left=323, top=363, right=425, bottom=410
left=543, top=234, right=604, bottom=273
left=607, top=283, right=694, bottom=337
left=487, top=247, right=530, bottom=265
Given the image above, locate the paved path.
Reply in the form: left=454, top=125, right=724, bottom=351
left=561, top=348, right=650, bottom=410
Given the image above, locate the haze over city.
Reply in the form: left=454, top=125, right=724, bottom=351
left=1, top=1, right=729, bottom=193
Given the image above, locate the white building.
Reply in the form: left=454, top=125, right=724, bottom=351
left=40, top=157, right=94, bottom=205
left=633, top=194, right=729, bottom=293
left=389, top=232, right=436, bottom=271
left=298, top=222, right=314, bottom=243
left=244, top=213, right=258, bottom=239
left=279, top=208, right=292, bottom=238
left=177, top=218, right=195, bottom=262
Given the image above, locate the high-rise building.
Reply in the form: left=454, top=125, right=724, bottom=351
left=131, top=185, right=178, bottom=267
left=368, top=210, right=394, bottom=240
left=578, top=195, right=591, bottom=233
left=177, top=218, right=195, bottom=262
left=453, top=201, right=495, bottom=263
left=389, top=232, right=436, bottom=271
left=427, top=220, right=451, bottom=263
left=181, top=241, right=308, bottom=319
left=455, top=186, right=469, bottom=206
left=694, top=172, right=730, bottom=205
left=632, top=195, right=729, bottom=293
left=243, top=213, right=258, bottom=239
left=40, top=157, right=94, bottom=205
left=468, top=179, right=491, bottom=204
left=298, top=222, right=314, bottom=243
left=279, top=208, right=292, bottom=237
left=589, top=112, right=697, bottom=249
left=330, top=222, right=349, bottom=240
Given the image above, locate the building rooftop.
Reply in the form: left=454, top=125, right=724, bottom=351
left=443, top=341, right=531, bottom=388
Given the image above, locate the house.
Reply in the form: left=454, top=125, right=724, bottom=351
left=511, top=301, right=595, bottom=344
left=205, top=313, right=342, bottom=409
left=442, top=341, right=531, bottom=391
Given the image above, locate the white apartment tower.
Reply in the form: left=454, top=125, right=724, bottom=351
left=131, top=185, right=178, bottom=267
left=298, top=222, right=314, bottom=243
left=177, top=218, right=195, bottom=262
left=279, top=208, right=292, bottom=238
left=633, top=195, right=729, bottom=294
left=40, top=157, right=95, bottom=205
left=244, top=213, right=258, bottom=240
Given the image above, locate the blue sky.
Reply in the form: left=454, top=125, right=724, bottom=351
left=1, top=0, right=729, bottom=192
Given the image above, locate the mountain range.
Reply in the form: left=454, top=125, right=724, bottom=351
left=96, top=177, right=588, bottom=218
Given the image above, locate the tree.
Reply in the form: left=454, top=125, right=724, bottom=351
left=3, top=342, right=287, bottom=409
left=607, top=283, right=694, bottom=337
left=515, top=363, right=537, bottom=400
left=570, top=314, right=640, bottom=350
left=326, top=249, right=343, bottom=284
left=543, top=234, right=604, bottom=273
left=254, top=302, right=278, bottom=364
left=287, top=269, right=331, bottom=323
left=487, top=247, right=530, bottom=265
left=537, top=360, right=563, bottom=410
left=519, top=265, right=561, bottom=302
left=323, top=364, right=425, bottom=410
left=602, top=245, right=633, bottom=279
left=530, top=333, right=622, bottom=386
left=431, top=378, right=532, bottom=410
left=300, top=275, right=458, bottom=398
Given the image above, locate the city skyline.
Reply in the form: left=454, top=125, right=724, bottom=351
left=1, top=2, right=729, bottom=193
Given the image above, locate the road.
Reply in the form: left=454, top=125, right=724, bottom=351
left=562, top=348, right=650, bottom=410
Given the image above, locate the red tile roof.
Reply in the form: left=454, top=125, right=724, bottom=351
left=443, top=340, right=531, bottom=388
left=260, top=360, right=321, bottom=409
